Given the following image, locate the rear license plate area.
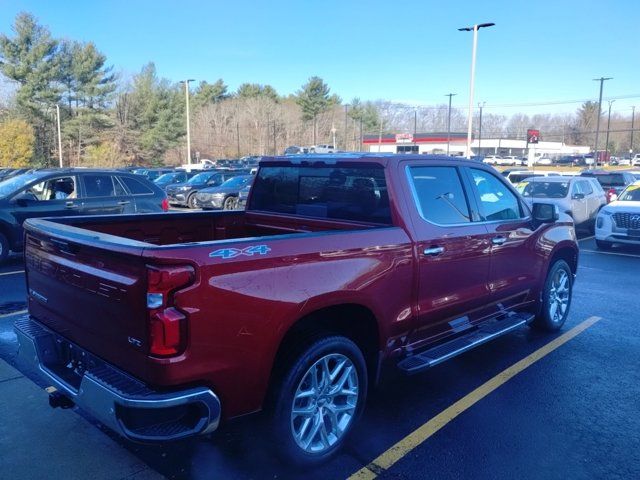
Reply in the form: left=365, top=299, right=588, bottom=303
left=42, top=338, right=98, bottom=391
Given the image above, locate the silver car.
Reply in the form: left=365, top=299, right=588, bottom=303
left=517, top=176, right=606, bottom=231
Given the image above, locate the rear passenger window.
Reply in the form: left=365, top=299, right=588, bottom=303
left=250, top=166, right=391, bottom=224
left=470, top=169, right=523, bottom=221
left=82, top=175, right=115, bottom=197
left=120, top=176, right=153, bottom=195
left=407, top=166, right=471, bottom=224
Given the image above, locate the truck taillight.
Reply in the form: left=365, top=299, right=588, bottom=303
left=146, top=265, right=194, bottom=357
left=161, top=198, right=169, bottom=212
left=606, top=188, right=618, bottom=203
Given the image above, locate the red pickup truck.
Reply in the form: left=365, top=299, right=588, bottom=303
left=16, top=154, right=578, bottom=464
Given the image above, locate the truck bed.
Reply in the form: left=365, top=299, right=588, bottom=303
left=48, top=209, right=379, bottom=246
left=23, top=209, right=413, bottom=416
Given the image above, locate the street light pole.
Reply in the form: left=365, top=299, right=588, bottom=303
left=56, top=104, right=63, bottom=168
left=445, top=93, right=457, bottom=155
left=631, top=106, right=636, bottom=155
left=592, top=76, right=612, bottom=167
left=605, top=100, right=615, bottom=160
left=459, top=22, right=494, bottom=158
left=181, top=79, right=195, bottom=164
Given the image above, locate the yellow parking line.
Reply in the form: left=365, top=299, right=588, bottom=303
left=0, top=270, right=25, bottom=277
left=0, top=309, right=28, bottom=319
left=347, top=316, right=602, bottom=480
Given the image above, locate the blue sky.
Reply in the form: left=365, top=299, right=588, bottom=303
left=1, top=0, right=639, bottom=116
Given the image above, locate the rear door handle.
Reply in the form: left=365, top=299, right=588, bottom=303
left=492, top=236, right=507, bottom=245
left=117, top=201, right=131, bottom=206
left=423, top=246, right=445, bottom=256
left=65, top=202, right=79, bottom=209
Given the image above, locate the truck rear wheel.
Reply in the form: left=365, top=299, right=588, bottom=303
left=532, top=260, right=573, bottom=332
left=271, top=335, right=367, bottom=466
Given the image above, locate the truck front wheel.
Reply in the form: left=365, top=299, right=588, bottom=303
left=532, top=260, right=573, bottom=332
left=271, top=335, right=367, bottom=465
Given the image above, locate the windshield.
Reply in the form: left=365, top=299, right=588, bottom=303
left=587, top=174, right=626, bottom=187
left=188, top=172, right=216, bottom=184
left=220, top=176, right=252, bottom=188
left=517, top=180, right=569, bottom=198
left=155, top=172, right=179, bottom=183
left=619, top=184, right=640, bottom=201
left=0, top=173, right=42, bottom=198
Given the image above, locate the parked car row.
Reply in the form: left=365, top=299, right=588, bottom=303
left=0, top=168, right=168, bottom=263
left=165, top=169, right=253, bottom=209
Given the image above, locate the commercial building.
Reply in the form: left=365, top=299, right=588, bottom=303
left=364, top=132, right=590, bottom=157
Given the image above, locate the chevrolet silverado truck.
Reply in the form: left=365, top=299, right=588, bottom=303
left=15, top=154, right=578, bottom=465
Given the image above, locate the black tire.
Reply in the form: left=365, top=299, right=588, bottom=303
left=0, top=232, right=9, bottom=265
left=270, top=335, right=367, bottom=466
left=222, top=196, right=237, bottom=210
left=532, top=260, right=573, bottom=332
left=595, top=239, right=612, bottom=250
left=187, top=193, right=197, bottom=209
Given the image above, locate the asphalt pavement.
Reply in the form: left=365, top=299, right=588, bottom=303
left=0, top=236, right=638, bottom=479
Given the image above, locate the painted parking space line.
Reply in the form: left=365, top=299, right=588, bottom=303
left=578, top=235, right=594, bottom=242
left=581, top=249, right=640, bottom=259
left=0, top=270, right=25, bottom=277
left=347, top=316, right=602, bottom=480
left=0, top=309, right=28, bottom=319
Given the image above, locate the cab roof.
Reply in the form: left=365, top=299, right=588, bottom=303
left=258, top=153, right=483, bottom=167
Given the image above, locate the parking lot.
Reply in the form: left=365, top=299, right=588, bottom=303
left=1, top=233, right=638, bottom=480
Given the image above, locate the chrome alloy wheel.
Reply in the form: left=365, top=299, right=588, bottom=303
left=548, top=269, right=570, bottom=323
left=290, top=353, right=359, bottom=454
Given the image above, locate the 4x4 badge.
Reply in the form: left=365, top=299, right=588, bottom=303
left=209, top=245, right=271, bottom=260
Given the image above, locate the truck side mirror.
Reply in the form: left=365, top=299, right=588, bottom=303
left=532, top=203, right=559, bottom=224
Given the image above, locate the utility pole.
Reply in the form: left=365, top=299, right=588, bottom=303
left=56, top=104, right=63, bottom=168
left=478, top=102, right=485, bottom=156
left=181, top=79, right=195, bottom=164
left=273, top=121, right=277, bottom=155
left=459, top=22, right=495, bottom=158
left=631, top=106, right=636, bottom=155
left=445, top=93, right=457, bottom=155
left=592, top=77, right=612, bottom=167
left=344, top=104, right=349, bottom=151
left=360, top=117, right=363, bottom=151
left=236, top=121, right=240, bottom=157
left=605, top=100, right=615, bottom=160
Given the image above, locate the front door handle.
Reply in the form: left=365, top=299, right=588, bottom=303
left=423, top=246, right=445, bottom=256
left=65, top=202, right=79, bottom=209
left=492, top=236, right=507, bottom=245
left=117, top=201, right=131, bottom=206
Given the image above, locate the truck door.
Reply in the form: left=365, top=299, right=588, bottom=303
left=402, top=162, right=494, bottom=347
left=464, top=167, right=541, bottom=311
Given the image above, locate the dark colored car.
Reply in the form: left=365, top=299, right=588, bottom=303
left=194, top=175, right=253, bottom=210
left=166, top=170, right=249, bottom=208
left=154, top=171, right=196, bottom=191
left=17, top=154, right=578, bottom=464
left=580, top=170, right=636, bottom=202
left=133, top=168, right=174, bottom=182
left=0, top=168, right=168, bottom=263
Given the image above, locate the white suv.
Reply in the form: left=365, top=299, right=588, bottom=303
left=595, top=181, right=640, bottom=249
left=632, top=154, right=640, bottom=167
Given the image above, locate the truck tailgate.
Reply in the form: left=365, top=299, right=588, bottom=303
left=24, top=219, right=151, bottom=377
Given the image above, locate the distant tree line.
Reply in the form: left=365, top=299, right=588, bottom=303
left=0, top=12, right=637, bottom=168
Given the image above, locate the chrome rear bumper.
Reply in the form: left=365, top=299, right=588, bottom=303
left=14, top=316, right=221, bottom=442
